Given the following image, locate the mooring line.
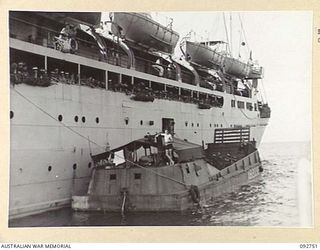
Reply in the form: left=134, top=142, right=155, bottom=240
left=12, top=87, right=188, bottom=187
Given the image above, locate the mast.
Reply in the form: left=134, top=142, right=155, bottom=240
left=222, top=12, right=231, bottom=54
left=230, top=13, right=233, bottom=57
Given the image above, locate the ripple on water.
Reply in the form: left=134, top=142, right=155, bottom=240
left=9, top=142, right=311, bottom=227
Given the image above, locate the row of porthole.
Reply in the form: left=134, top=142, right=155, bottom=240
left=47, top=162, right=92, bottom=172
left=10, top=111, right=100, bottom=124
left=10, top=111, right=242, bottom=129
left=57, top=115, right=100, bottom=124
left=185, top=122, right=200, bottom=127
left=185, top=122, right=223, bottom=128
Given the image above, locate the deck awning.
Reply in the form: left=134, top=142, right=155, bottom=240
left=91, top=136, right=204, bottom=163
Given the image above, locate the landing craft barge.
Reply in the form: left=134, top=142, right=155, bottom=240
left=72, top=134, right=262, bottom=212
left=9, top=11, right=270, bottom=219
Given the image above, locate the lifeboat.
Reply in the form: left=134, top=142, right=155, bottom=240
left=222, top=56, right=250, bottom=79
left=111, top=12, right=180, bottom=54
left=186, top=41, right=224, bottom=69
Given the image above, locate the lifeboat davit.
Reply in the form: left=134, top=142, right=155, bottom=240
left=186, top=41, right=224, bottom=69
left=222, top=56, right=250, bottom=79
left=247, top=64, right=264, bottom=79
left=110, top=12, right=180, bottom=54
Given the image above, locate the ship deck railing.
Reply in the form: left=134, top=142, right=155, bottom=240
left=9, top=16, right=196, bottom=84
left=9, top=15, right=258, bottom=110
left=9, top=15, right=238, bottom=91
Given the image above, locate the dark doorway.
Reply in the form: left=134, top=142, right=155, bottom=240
left=162, top=118, right=175, bottom=135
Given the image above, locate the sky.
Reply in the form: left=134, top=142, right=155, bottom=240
left=102, top=11, right=312, bottom=143
left=159, top=11, right=313, bottom=143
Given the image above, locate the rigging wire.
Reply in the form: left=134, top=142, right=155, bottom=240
left=238, top=13, right=250, bottom=55
left=222, top=12, right=231, bottom=54
left=229, top=13, right=233, bottom=56
left=238, top=30, right=243, bottom=59
left=261, top=78, right=268, bottom=103
left=12, top=87, right=188, bottom=187
left=12, top=88, right=105, bottom=149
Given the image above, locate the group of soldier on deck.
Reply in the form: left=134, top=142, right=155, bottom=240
left=10, top=62, right=105, bottom=89
left=10, top=62, right=50, bottom=87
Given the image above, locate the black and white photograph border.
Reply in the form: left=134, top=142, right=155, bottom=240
left=0, top=0, right=319, bottom=244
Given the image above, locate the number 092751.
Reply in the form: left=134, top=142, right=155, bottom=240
left=300, top=244, right=318, bottom=249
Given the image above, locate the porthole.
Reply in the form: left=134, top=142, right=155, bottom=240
left=73, top=163, right=77, bottom=170
left=96, top=117, right=99, bottom=124
left=74, top=116, right=79, bottom=122
left=125, top=118, right=129, bottom=125
left=185, top=121, right=188, bottom=127
left=82, top=116, right=86, bottom=123
left=191, top=123, right=194, bottom=127
left=134, top=173, right=141, bottom=180
left=58, top=115, right=63, bottom=122
left=48, top=166, right=52, bottom=172
left=88, top=162, right=92, bottom=168
left=197, top=123, right=199, bottom=127
left=140, top=120, right=143, bottom=125
left=10, top=111, right=14, bottom=119
left=220, top=124, right=223, bottom=127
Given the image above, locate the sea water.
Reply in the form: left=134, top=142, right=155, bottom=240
left=9, top=141, right=312, bottom=227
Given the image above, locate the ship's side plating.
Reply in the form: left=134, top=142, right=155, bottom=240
left=9, top=12, right=270, bottom=218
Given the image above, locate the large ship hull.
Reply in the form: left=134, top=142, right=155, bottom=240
left=186, top=41, right=224, bottom=68
left=9, top=18, right=269, bottom=219
left=10, top=82, right=268, bottom=218
left=111, top=12, right=180, bottom=54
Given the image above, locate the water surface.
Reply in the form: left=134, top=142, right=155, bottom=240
left=9, top=141, right=312, bottom=227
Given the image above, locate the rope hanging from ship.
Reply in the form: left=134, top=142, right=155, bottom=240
left=232, top=92, right=258, bottom=120
left=12, top=87, right=191, bottom=188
